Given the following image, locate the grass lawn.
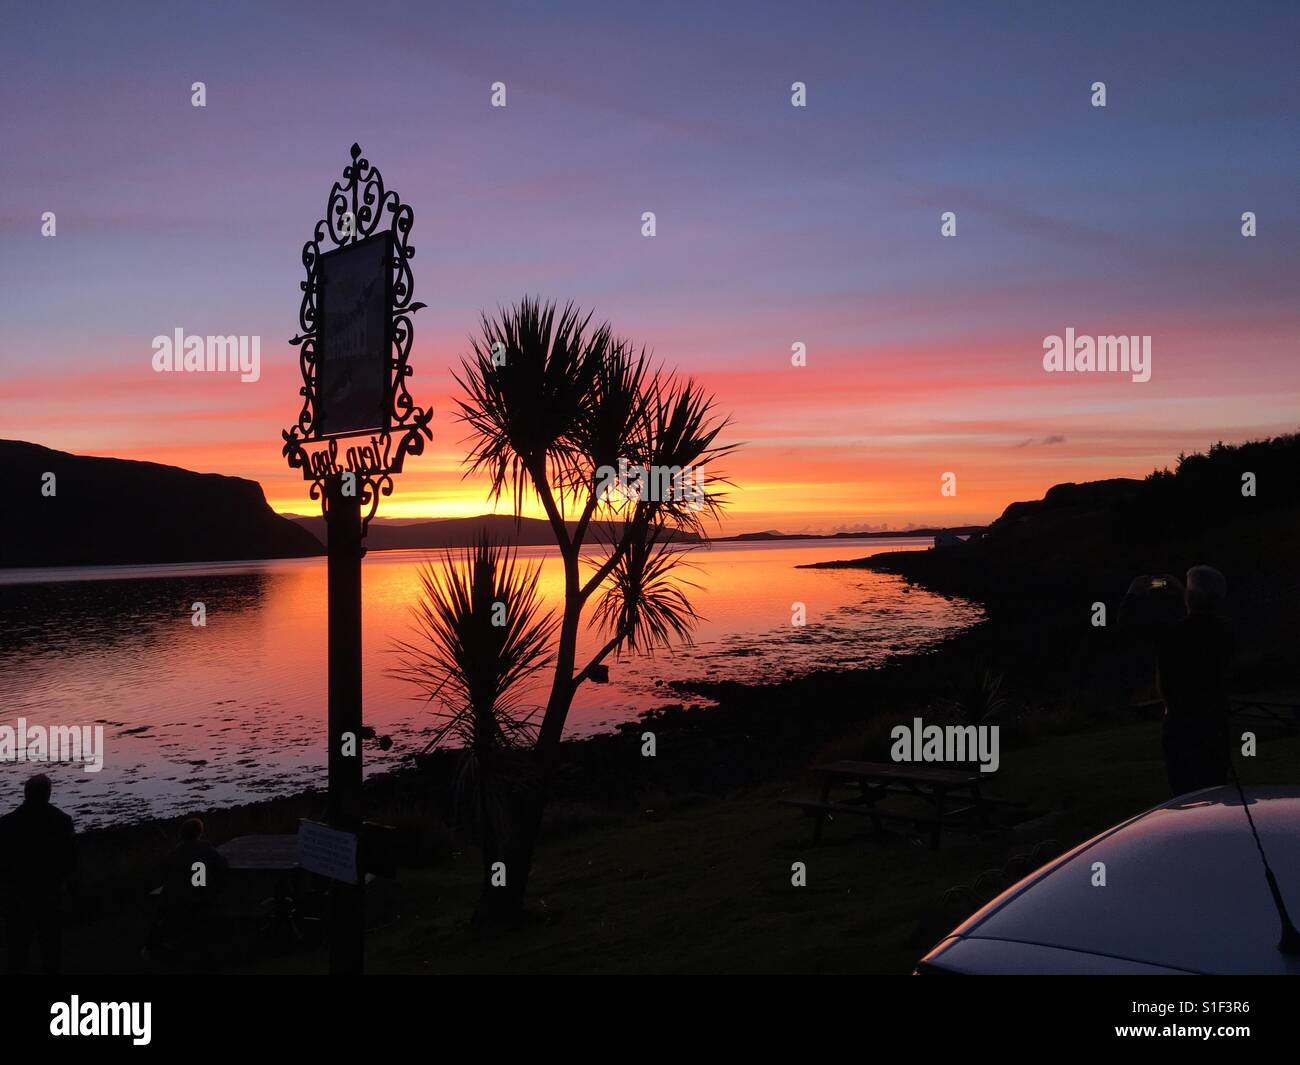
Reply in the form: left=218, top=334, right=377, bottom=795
left=239, top=716, right=1300, bottom=974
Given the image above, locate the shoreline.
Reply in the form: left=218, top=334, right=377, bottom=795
left=59, top=551, right=995, bottom=914
left=0, top=532, right=940, bottom=582
left=59, top=542, right=1020, bottom=849
left=35, top=528, right=1197, bottom=846
left=2, top=535, right=961, bottom=832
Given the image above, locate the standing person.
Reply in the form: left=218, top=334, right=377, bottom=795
left=1121, top=566, right=1236, bottom=796
left=0, top=773, right=78, bottom=974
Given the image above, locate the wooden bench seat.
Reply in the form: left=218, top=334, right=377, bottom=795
left=780, top=759, right=1026, bottom=849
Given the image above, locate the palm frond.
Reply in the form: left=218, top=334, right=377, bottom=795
left=563, top=338, right=657, bottom=506
left=590, top=525, right=702, bottom=655
left=453, top=297, right=608, bottom=518
left=388, top=537, right=557, bottom=754
left=641, top=375, right=738, bottom=534
left=943, top=667, right=1013, bottom=726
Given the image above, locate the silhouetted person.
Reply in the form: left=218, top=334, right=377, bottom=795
left=0, top=774, right=77, bottom=974
left=1122, top=566, right=1235, bottom=796
left=145, top=817, right=229, bottom=958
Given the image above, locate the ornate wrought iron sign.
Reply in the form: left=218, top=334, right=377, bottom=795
left=282, top=143, right=432, bottom=528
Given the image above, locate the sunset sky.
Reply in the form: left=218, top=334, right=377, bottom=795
left=3, top=1, right=1297, bottom=534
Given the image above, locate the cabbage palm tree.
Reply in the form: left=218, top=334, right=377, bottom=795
left=389, top=538, right=556, bottom=916
left=454, top=296, right=735, bottom=916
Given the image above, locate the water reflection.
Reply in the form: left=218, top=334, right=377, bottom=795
left=0, top=538, right=980, bottom=827
left=0, top=572, right=271, bottom=656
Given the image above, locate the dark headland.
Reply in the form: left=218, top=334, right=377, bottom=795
left=0, top=440, right=321, bottom=568
left=802, top=432, right=1300, bottom=710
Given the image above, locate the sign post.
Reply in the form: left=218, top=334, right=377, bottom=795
left=325, top=479, right=363, bottom=972
left=281, top=144, right=432, bottom=974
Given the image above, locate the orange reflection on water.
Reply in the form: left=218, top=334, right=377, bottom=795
left=0, top=538, right=979, bottom=827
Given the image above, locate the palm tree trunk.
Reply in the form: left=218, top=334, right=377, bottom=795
left=475, top=781, right=501, bottom=920
left=496, top=579, right=582, bottom=916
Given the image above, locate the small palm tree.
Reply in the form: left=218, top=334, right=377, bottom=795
left=389, top=538, right=556, bottom=916
left=454, top=296, right=735, bottom=915
left=948, top=667, right=1012, bottom=726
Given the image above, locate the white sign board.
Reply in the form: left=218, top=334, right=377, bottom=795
left=298, top=819, right=358, bottom=884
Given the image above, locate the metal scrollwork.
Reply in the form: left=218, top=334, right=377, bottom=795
left=281, top=144, right=432, bottom=534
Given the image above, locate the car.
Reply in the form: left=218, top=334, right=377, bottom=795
left=916, top=784, right=1300, bottom=974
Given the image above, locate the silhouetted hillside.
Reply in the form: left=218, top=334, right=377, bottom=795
left=721, top=525, right=984, bottom=543
left=865, top=433, right=1300, bottom=582
left=814, top=432, right=1300, bottom=704
left=1126, top=435, right=1300, bottom=541
left=1, top=441, right=323, bottom=567
left=972, top=432, right=1300, bottom=572
left=287, top=512, right=703, bottom=550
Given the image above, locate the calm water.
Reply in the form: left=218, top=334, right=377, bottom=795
left=0, top=537, right=981, bottom=827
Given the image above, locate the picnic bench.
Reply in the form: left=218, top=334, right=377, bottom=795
left=780, top=760, right=1025, bottom=850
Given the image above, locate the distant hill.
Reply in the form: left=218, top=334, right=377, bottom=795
left=287, top=512, right=703, bottom=550
left=0, top=441, right=322, bottom=568
left=284, top=513, right=972, bottom=550
left=719, top=525, right=984, bottom=543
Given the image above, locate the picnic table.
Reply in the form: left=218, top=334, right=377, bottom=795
left=214, top=834, right=321, bottom=948
left=780, top=760, right=1024, bottom=850
left=218, top=834, right=300, bottom=871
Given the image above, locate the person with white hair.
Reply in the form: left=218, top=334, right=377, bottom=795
left=1121, top=565, right=1235, bottom=796
left=1184, top=564, right=1228, bottom=614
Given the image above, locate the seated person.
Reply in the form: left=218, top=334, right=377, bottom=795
left=145, top=817, right=229, bottom=956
